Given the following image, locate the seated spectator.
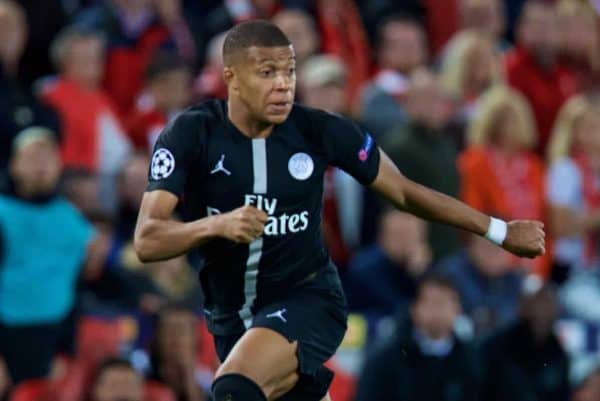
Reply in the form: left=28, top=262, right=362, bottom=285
left=347, top=209, right=430, bottom=316
left=0, top=128, right=107, bottom=384
left=298, top=55, right=363, bottom=266
left=194, top=31, right=228, bottom=101
left=41, top=26, right=131, bottom=212
left=546, top=95, right=600, bottom=277
left=0, top=356, right=9, bottom=401
left=149, top=307, right=213, bottom=401
left=458, top=85, right=546, bottom=274
left=482, top=278, right=570, bottom=401
left=556, top=0, right=600, bottom=94
left=503, top=0, right=577, bottom=155
left=355, top=275, right=481, bottom=401
left=458, top=0, right=510, bottom=51
left=75, top=0, right=195, bottom=116
left=89, top=358, right=145, bottom=401
left=272, top=9, right=320, bottom=72
left=128, top=51, right=193, bottom=151
left=360, top=15, right=427, bottom=140
left=314, top=0, right=371, bottom=111
left=198, top=0, right=280, bottom=70
left=441, top=30, right=503, bottom=135
left=0, top=0, right=60, bottom=172
left=435, top=234, right=523, bottom=337
left=382, top=69, right=461, bottom=261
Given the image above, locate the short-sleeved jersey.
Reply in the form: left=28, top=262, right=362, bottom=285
left=147, top=100, right=380, bottom=334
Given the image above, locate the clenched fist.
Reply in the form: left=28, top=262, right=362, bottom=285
left=502, top=220, right=545, bottom=258
left=212, top=205, right=268, bottom=243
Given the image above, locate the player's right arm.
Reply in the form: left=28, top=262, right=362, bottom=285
left=134, top=191, right=267, bottom=262
left=134, top=110, right=266, bottom=263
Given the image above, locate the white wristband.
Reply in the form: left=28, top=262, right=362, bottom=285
left=485, top=217, right=507, bottom=245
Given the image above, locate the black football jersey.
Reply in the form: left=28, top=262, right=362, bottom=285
left=147, top=100, right=380, bottom=334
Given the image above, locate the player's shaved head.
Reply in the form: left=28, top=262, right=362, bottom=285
left=223, top=20, right=291, bottom=66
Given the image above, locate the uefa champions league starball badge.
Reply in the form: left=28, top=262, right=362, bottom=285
left=151, top=148, right=176, bottom=180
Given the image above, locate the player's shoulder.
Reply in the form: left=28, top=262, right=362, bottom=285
left=173, top=99, right=227, bottom=127
left=159, top=99, right=227, bottom=143
left=288, top=103, right=356, bottom=133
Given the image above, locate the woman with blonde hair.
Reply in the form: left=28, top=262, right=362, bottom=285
left=459, top=85, right=546, bottom=273
left=546, top=95, right=600, bottom=275
left=441, top=30, right=503, bottom=122
left=556, top=0, right=600, bottom=92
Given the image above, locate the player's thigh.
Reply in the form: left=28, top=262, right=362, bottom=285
left=216, top=327, right=299, bottom=398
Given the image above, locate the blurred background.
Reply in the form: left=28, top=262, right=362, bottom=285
left=1, top=0, right=600, bottom=400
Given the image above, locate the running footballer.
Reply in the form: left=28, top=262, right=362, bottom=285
left=134, top=21, right=545, bottom=401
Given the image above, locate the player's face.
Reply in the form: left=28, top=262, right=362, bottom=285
left=234, top=45, right=296, bottom=124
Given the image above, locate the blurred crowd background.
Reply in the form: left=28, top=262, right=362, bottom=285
left=2, top=0, right=600, bottom=400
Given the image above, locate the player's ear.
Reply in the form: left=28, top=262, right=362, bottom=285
left=223, top=66, right=238, bottom=92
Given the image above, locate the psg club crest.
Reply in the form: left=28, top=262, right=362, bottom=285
left=151, top=148, right=175, bottom=180
left=288, top=152, right=314, bottom=180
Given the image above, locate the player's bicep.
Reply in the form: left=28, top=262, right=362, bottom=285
left=369, top=149, right=409, bottom=208
left=137, top=190, right=179, bottom=223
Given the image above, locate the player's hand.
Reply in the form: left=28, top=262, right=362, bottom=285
left=213, top=205, right=268, bottom=243
left=501, top=220, right=545, bottom=258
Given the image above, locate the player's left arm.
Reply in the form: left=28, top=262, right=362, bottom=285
left=370, top=149, right=545, bottom=258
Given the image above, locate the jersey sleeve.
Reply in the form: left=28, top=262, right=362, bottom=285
left=320, top=111, right=380, bottom=185
left=146, top=112, right=200, bottom=197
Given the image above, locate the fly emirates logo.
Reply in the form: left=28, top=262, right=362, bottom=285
left=207, top=195, right=309, bottom=236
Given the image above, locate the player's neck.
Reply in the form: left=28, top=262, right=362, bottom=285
left=227, top=99, right=274, bottom=139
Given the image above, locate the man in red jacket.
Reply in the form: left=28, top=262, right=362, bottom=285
left=504, top=0, right=577, bottom=155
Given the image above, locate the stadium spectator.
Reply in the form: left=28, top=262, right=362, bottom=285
left=458, top=0, right=509, bottom=51
left=482, top=278, right=570, bottom=401
left=503, top=0, right=577, bottom=155
left=297, top=54, right=358, bottom=267
left=0, top=127, right=107, bottom=384
left=128, top=50, right=193, bottom=151
left=90, top=358, right=146, bottom=401
left=74, top=0, right=194, bottom=116
left=360, top=15, right=427, bottom=140
left=346, top=209, right=430, bottom=316
left=198, top=0, right=281, bottom=70
left=546, top=96, right=600, bottom=277
left=355, top=275, right=481, bottom=401
left=194, top=31, right=228, bottom=101
left=441, top=30, right=503, bottom=135
left=15, top=0, right=68, bottom=87
left=315, top=0, right=371, bottom=112
left=41, top=26, right=131, bottom=213
left=458, top=85, right=546, bottom=274
left=0, top=0, right=60, bottom=172
left=435, top=234, right=523, bottom=337
left=149, top=307, right=212, bottom=401
left=272, top=9, right=320, bottom=72
left=0, top=356, right=9, bottom=401
left=61, top=168, right=103, bottom=218
left=556, top=0, right=600, bottom=95
left=382, top=69, right=461, bottom=261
